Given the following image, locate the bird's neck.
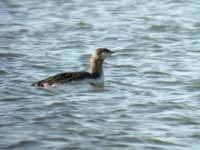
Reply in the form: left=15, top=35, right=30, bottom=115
left=90, top=56, right=104, bottom=78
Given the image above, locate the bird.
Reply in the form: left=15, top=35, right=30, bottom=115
left=32, top=48, right=114, bottom=87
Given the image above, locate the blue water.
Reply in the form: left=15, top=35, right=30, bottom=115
left=1, top=0, right=200, bottom=149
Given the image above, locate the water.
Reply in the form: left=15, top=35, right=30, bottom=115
left=1, top=0, right=200, bottom=149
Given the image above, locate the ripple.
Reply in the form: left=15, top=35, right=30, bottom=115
left=155, top=79, right=184, bottom=86
left=146, top=138, right=182, bottom=146
left=143, top=71, right=171, bottom=76
left=112, top=64, right=136, bottom=68
left=144, top=145, right=166, bottom=150
left=0, top=97, right=27, bottom=102
left=46, top=101, right=65, bottom=107
left=6, top=140, right=44, bottom=149
left=31, top=64, right=52, bottom=69
left=157, top=114, right=200, bottom=126
left=151, top=44, right=163, bottom=49
left=149, top=24, right=171, bottom=32
left=184, top=80, right=200, bottom=92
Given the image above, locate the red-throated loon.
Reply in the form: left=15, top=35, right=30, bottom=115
left=32, top=48, right=113, bottom=87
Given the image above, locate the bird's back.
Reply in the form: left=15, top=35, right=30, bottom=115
left=32, top=71, right=92, bottom=87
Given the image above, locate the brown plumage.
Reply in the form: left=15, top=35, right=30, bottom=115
left=32, top=48, right=113, bottom=87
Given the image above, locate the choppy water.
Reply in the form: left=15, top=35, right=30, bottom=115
left=1, top=0, right=200, bottom=149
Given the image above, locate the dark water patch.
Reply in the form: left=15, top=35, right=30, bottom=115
left=138, top=16, right=152, bottom=21
left=43, top=136, right=69, bottom=142
left=151, top=44, right=163, bottom=49
left=31, top=114, right=60, bottom=124
left=63, top=120, right=83, bottom=127
left=143, top=71, right=171, bottom=77
left=0, top=46, right=11, bottom=50
left=190, top=133, right=200, bottom=139
left=103, top=36, right=120, bottom=41
left=129, top=101, right=156, bottom=107
left=77, top=21, right=93, bottom=28
left=143, top=35, right=156, bottom=41
left=0, top=121, right=18, bottom=127
left=105, top=143, right=134, bottom=148
left=167, top=0, right=192, bottom=4
left=0, top=52, right=26, bottom=58
left=19, top=28, right=30, bottom=33
left=0, top=35, right=16, bottom=39
left=105, top=107, right=128, bottom=114
left=64, top=127, right=82, bottom=134
left=158, top=101, right=194, bottom=110
left=68, top=21, right=94, bottom=31
left=62, top=112, right=88, bottom=120
left=15, top=107, right=31, bottom=112
left=0, top=70, right=8, bottom=75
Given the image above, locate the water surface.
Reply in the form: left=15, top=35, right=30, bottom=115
left=1, top=0, right=200, bottom=149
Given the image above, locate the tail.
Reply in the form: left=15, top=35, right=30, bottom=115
left=32, top=82, right=37, bottom=86
left=32, top=81, right=41, bottom=87
left=32, top=80, right=47, bottom=87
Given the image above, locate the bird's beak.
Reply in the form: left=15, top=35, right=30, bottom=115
left=109, top=51, right=114, bottom=57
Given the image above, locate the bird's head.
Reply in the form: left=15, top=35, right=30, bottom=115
left=92, top=48, right=114, bottom=60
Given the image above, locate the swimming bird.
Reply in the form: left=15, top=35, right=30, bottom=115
left=32, top=48, right=113, bottom=87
